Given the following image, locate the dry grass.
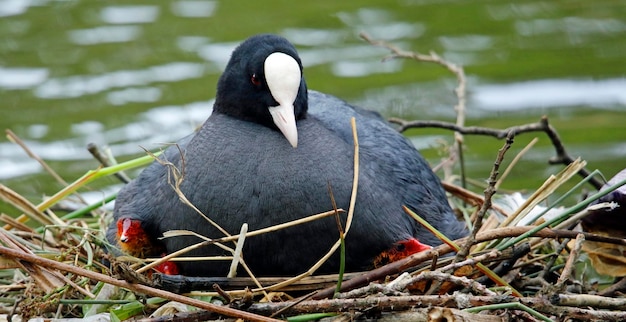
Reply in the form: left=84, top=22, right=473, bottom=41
left=2, top=35, right=626, bottom=322
left=2, top=125, right=626, bottom=321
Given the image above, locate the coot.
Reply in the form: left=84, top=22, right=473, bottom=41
left=107, top=34, right=466, bottom=276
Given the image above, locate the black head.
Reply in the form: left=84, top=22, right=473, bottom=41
left=213, top=34, right=308, bottom=147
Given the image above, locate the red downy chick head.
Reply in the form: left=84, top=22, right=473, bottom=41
left=116, top=218, right=152, bottom=257
left=373, top=237, right=432, bottom=268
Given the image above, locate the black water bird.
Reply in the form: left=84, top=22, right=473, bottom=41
left=107, top=34, right=467, bottom=277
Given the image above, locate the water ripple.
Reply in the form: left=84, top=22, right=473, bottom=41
left=67, top=25, right=142, bottom=45
left=34, top=62, right=206, bottom=99
left=0, top=66, right=48, bottom=89
left=171, top=0, right=217, bottom=18
left=473, top=78, right=626, bottom=111
left=100, top=5, right=160, bottom=24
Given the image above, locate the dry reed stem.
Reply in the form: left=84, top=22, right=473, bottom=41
left=143, top=209, right=341, bottom=273
left=495, top=137, right=539, bottom=190
left=5, top=129, right=68, bottom=187
left=0, top=184, right=56, bottom=226
left=147, top=147, right=233, bottom=239
left=3, top=130, right=93, bottom=229
left=227, top=223, right=248, bottom=278
left=441, top=182, right=512, bottom=218
left=0, top=245, right=281, bottom=322
left=497, top=158, right=587, bottom=229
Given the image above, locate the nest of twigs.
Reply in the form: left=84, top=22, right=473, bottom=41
left=2, top=34, right=626, bottom=322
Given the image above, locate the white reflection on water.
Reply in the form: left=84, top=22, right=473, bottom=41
left=0, top=100, right=211, bottom=180
left=101, top=100, right=212, bottom=156
left=27, top=124, right=49, bottom=139
left=0, top=158, right=40, bottom=179
left=282, top=28, right=347, bottom=46
left=337, top=7, right=424, bottom=41
left=67, top=25, right=142, bottom=45
left=171, top=0, right=217, bottom=18
left=35, top=62, right=206, bottom=99
left=332, top=59, right=402, bottom=78
left=196, top=41, right=239, bottom=70
left=0, top=66, right=49, bottom=89
left=439, top=35, right=493, bottom=51
left=515, top=17, right=626, bottom=37
left=299, top=44, right=393, bottom=69
left=357, top=77, right=626, bottom=118
left=472, top=78, right=626, bottom=112
left=0, top=0, right=36, bottom=17
left=100, top=6, right=160, bottom=24
left=177, top=36, right=210, bottom=52
left=487, top=2, right=556, bottom=21
left=107, top=87, right=162, bottom=105
left=193, top=7, right=419, bottom=78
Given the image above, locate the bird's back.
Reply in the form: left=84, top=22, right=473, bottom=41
left=309, top=90, right=467, bottom=245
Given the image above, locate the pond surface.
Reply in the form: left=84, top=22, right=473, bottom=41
left=1, top=0, right=625, bottom=215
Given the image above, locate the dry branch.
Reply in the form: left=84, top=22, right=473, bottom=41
left=0, top=245, right=280, bottom=322
left=388, top=116, right=603, bottom=189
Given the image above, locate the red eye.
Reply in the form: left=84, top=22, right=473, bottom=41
left=251, top=74, right=261, bottom=86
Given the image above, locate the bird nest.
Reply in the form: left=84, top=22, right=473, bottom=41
left=2, top=35, right=626, bottom=322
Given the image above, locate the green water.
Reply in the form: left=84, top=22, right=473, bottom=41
left=1, top=0, right=625, bottom=215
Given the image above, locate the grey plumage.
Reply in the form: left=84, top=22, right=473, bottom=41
left=106, top=34, right=466, bottom=277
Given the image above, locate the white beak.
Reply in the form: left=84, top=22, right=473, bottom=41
left=268, top=103, right=298, bottom=148
left=264, top=52, right=302, bottom=148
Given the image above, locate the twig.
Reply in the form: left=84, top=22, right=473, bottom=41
left=311, top=225, right=626, bottom=300
left=553, top=293, right=626, bottom=310
left=395, top=271, right=497, bottom=296
left=598, top=275, right=626, bottom=297
left=457, top=131, right=515, bottom=261
left=475, top=243, right=532, bottom=285
left=440, top=181, right=512, bottom=218
left=137, top=309, right=218, bottom=322
left=0, top=245, right=281, bottom=322
left=87, top=143, right=131, bottom=183
left=6, top=129, right=68, bottom=186
left=387, top=116, right=603, bottom=189
left=245, top=293, right=626, bottom=321
left=213, top=283, right=232, bottom=304
left=538, top=240, right=569, bottom=281
left=552, top=233, right=585, bottom=293
left=495, top=137, right=538, bottom=190
left=465, top=302, right=552, bottom=322
left=335, top=282, right=408, bottom=299
left=252, top=294, right=515, bottom=315
left=359, top=32, right=469, bottom=188
left=438, top=250, right=501, bottom=274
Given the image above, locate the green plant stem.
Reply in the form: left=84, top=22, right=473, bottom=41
left=498, top=176, right=626, bottom=251
left=62, top=193, right=118, bottom=221
left=334, top=235, right=346, bottom=298
left=11, top=152, right=159, bottom=227
left=521, top=169, right=601, bottom=228
left=465, top=302, right=552, bottom=322
left=287, top=313, right=337, bottom=322
left=42, top=153, right=159, bottom=211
